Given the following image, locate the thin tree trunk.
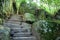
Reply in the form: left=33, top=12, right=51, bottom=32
left=17, top=10, right=18, bottom=15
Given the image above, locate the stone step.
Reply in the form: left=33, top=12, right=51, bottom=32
left=11, top=28, right=31, bottom=30
left=13, top=33, right=32, bottom=37
left=4, top=23, right=31, bottom=29
left=12, top=37, right=36, bottom=40
left=4, top=23, right=20, bottom=26
left=11, top=28, right=31, bottom=34
left=11, top=27, right=31, bottom=29
left=7, top=21, right=20, bottom=24
left=4, top=24, right=19, bottom=27
left=11, top=26, right=31, bottom=29
left=6, top=19, right=20, bottom=21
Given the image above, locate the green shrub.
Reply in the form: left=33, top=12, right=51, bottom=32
left=33, top=20, right=60, bottom=40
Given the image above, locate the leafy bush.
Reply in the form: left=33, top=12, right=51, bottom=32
left=33, top=20, right=60, bottom=40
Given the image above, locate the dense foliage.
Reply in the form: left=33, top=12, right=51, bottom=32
left=3, top=0, right=13, bottom=18
left=0, top=0, right=4, bottom=24
left=0, top=0, right=60, bottom=40
left=38, top=0, right=60, bottom=16
left=33, top=20, right=60, bottom=40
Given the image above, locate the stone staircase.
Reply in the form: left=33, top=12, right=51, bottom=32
left=3, top=15, right=37, bottom=40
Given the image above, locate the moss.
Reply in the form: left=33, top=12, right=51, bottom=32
left=0, top=25, right=10, bottom=40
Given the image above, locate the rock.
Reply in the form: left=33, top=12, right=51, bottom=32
left=56, top=15, right=60, bottom=19
left=24, top=13, right=36, bottom=22
left=0, top=25, right=10, bottom=40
